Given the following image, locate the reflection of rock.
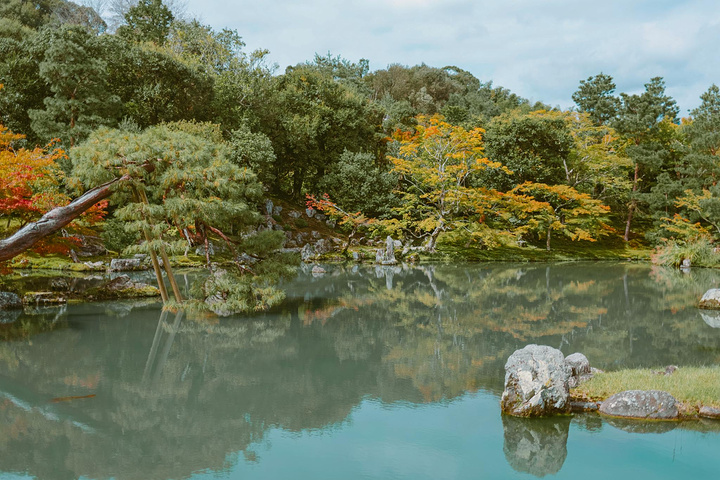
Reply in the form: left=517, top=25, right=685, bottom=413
left=599, top=390, right=678, bottom=420
left=502, top=415, right=570, bottom=477
left=501, top=345, right=571, bottom=416
left=699, top=288, right=720, bottom=309
left=700, top=310, right=720, bottom=328
left=604, top=417, right=677, bottom=434
left=0, top=309, right=21, bottom=324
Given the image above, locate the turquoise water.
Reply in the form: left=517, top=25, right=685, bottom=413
left=1, top=262, right=720, bottom=479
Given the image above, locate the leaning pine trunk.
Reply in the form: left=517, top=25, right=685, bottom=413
left=0, top=175, right=130, bottom=262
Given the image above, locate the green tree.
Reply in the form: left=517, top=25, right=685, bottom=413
left=259, top=63, right=382, bottom=197
left=572, top=73, right=620, bottom=126
left=28, top=24, right=120, bottom=147
left=118, top=0, right=173, bottom=45
left=613, top=77, right=679, bottom=241
left=389, top=114, right=506, bottom=252
left=483, top=110, right=573, bottom=191
left=317, top=150, right=399, bottom=219
left=71, top=123, right=295, bottom=312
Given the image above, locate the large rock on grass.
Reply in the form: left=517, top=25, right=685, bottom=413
left=599, top=390, right=679, bottom=420
left=501, top=344, right=572, bottom=417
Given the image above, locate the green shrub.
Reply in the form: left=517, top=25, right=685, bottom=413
left=651, top=237, right=720, bottom=267
left=294, top=218, right=308, bottom=228
left=101, top=218, right=140, bottom=253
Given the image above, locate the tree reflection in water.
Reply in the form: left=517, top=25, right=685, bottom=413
left=0, top=262, right=719, bottom=479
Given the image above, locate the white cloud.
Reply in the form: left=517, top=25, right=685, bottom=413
left=184, top=0, right=720, bottom=113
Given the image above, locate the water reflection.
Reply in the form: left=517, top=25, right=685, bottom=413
left=502, top=416, right=571, bottom=477
left=0, top=262, right=719, bottom=479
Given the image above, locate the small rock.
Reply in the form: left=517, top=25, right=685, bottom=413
left=699, top=288, right=720, bottom=309
left=306, top=207, right=316, bottom=218
left=311, top=266, right=326, bottom=276
left=352, top=252, right=361, bottom=262
left=0, top=292, right=22, bottom=310
left=699, top=406, right=720, bottom=419
left=273, top=206, right=283, bottom=215
left=599, top=390, right=679, bottom=420
left=289, top=211, right=301, bottom=219
left=681, top=258, right=691, bottom=268
left=393, top=239, right=402, bottom=249
left=311, top=230, right=321, bottom=239
left=653, top=365, right=678, bottom=375
left=326, top=219, right=336, bottom=228
left=265, top=199, right=274, bottom=216
left=565, top=352, right=592, bottom=388
left=316, top=213, right=327, bottom=221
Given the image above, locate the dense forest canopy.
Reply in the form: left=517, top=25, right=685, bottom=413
left=2, top=0, right=720, bottom=303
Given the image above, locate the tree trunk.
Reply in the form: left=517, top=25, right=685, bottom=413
left=0, top=175, right=130, bottom=262
left=624, top=163, right=640, bottom=242
left=546, top=224, right=552, bottom=251
left=425, top=219, right=444, bottom=253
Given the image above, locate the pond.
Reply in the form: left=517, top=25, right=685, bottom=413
left=1, top=262, right=720, bottom=479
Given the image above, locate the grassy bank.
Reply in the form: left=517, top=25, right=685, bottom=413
left=571, top=367, right=720, bottom=416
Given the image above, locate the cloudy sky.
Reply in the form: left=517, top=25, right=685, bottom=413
left=182, top=0, right=720, bottom=114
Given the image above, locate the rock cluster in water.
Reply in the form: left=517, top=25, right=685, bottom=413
left=501, top=345, right=683, bottom=421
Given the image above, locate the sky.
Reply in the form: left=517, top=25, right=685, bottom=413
left=181, top=0, right=720, bottom=115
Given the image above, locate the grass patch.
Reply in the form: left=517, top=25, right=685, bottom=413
left=572, top=367, right=720, bottom=412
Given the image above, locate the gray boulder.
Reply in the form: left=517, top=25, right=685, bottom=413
left=501, top=344, right=572, bottom=417
left=0, top=292, right=22, bottom=310
left=301, top=244, right=315, bottom=263
left=599, top=390, right=679, bottom=420
left=565, top=352, right=592, bottom=388
left=375, top=236, right=398, bottom=265
left=305, top=207, right=315, bottom=218
left=699, top=288, right=720, bottom=309
left=265, top=199, right=274, bottom=216
left=109, top=258, right=144, bottom=271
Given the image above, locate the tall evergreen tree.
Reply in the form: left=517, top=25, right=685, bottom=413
left=572, top=73, right=620, bottom=126
left=28, top=24, right=120, bottom=147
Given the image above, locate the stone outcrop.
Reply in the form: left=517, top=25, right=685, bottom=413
left=598, top=390, right=679, bottom=420
left=501, top=344, right=572, bottom=417
left=0, top=292, right=22, bottom=310
left=22, top=292, right=67, bottom=306
left=109, top=258, right=145, bottom=272
left=699, top=288, right=720, bottom=309
left=375, top=236, right=398, bottom=265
